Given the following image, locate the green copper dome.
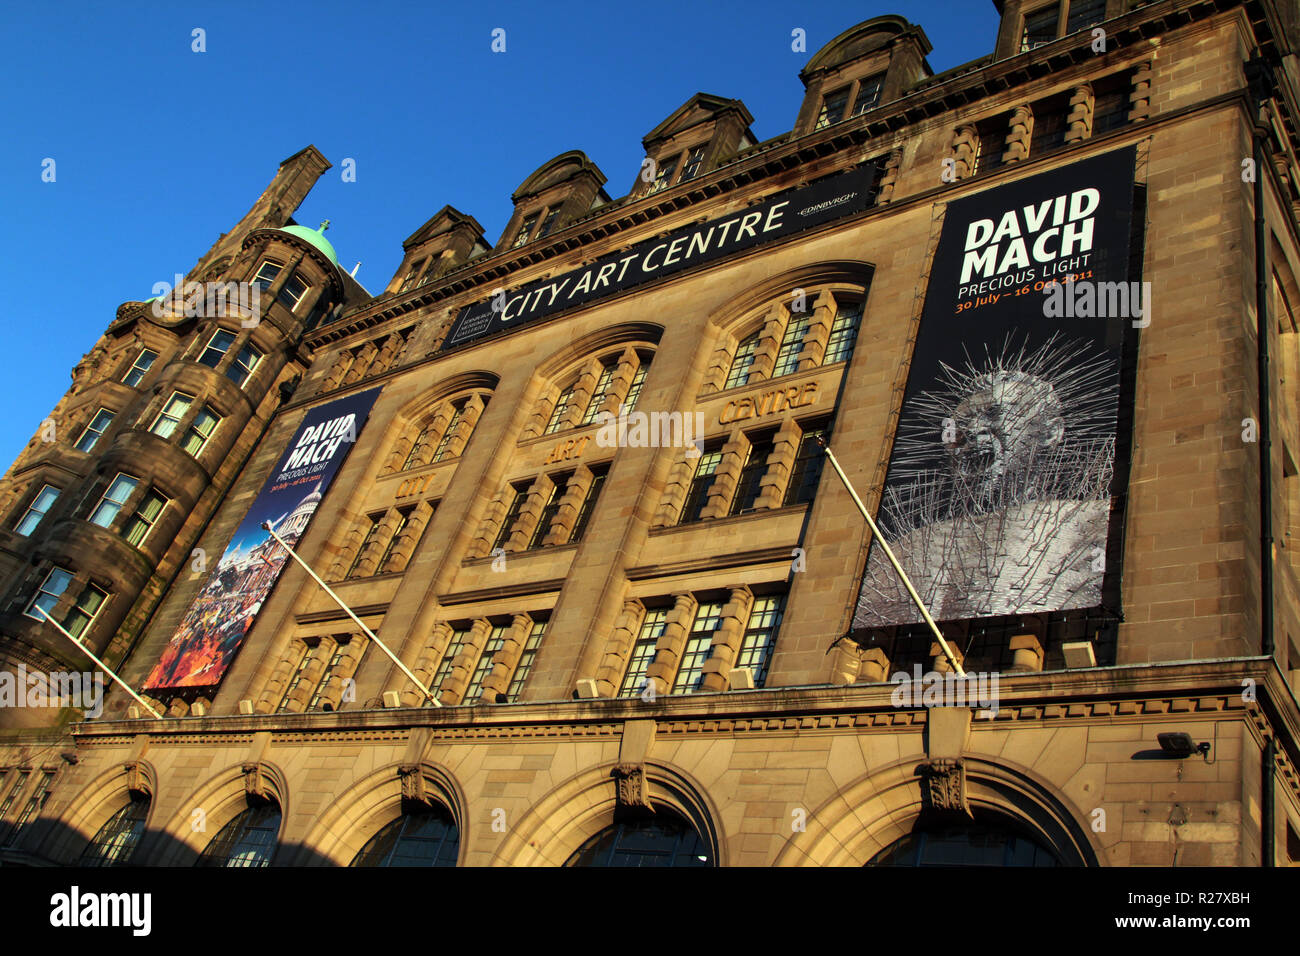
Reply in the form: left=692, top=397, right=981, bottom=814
left=278, top=222, right=339, bottom=266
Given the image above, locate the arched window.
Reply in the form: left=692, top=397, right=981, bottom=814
left=196, top=799, right=282, bottom=868
left=720, top=288, right=865, bottom=392
left=725, top=331, right=760, bottom=389
left=565, top=810, right=711, bottom=867
left=351, top=802, right=459, bottom=867
left=867, top=819, right=1061, bottom=867
left=79, top=791, right=149, bottom=866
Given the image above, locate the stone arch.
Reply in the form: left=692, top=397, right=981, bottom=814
left=297, top=760, right=467, bottom=867
left=492, top=759, right=724, bottom=866
left=45, top=759, right=159, bottom=864
left=774, top=755, right=1100, bottom=867
left=802, top=15, right=917, bottom=75
left=150, top=760, right=290, bottom=865
left=513, top=150, right=606, bottom=200
left=705, top=260, right=874, bottom=339
left=534, top=321, right=664, bottom=383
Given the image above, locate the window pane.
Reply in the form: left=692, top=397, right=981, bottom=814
left=463, top=626, right=508, bottom=702
left=566, top=810, right=710, bottom=867
left=253, top=260, right=282, bottom=289
left=278, top=275, right=309, bottom=310
left=736, top=595, right=784, bottom=686
left=351, top=805, right=459, bottom=867
left=506, top=621, right=547, bottom=702
left=1066, top=0, right=1106, bottom=34
left=852, top=75, right=885, bottom=116
left=15, top=485, right=59, bottom=537
left=431, top=403, right=466, bottom=462
left=673, top=602, right=724, bottom=694
left=80, top=794, right=150, bottom=866
left=123, top=349, right=158, bottom=387
left=75, top=409, right=115, bottom=452
left=815, top=88, right=850, bottom=129
left=772, top=313, right=812, bottom=378
left=580, top=365, right=616, bottom=426
left=570, top=470, right=607, bottom=543
left=227, top=344, right=262, bottom=387
left=198, top=330, right=235, bottom=369
left=619, top=610, right=667, bottom=697
left=624, top=361, right=650, bottom=411
left=1022, top=6, right=1059, bottom=51
left=90, top=475, right=139, bottom=528
left=823, top=301, right=863, bottom=364
left=725, top=332, right=760, bottom=390
left=545, top=385, right=575, bottom=434
left=730, top=437, right=775, bottom=515
left=25, top=567, right=73, bottom=622
left=679, top=450, right=723, bottom=525
left=679, top=145, right=707, bottom=183
left=196, top=803, right=281, bottom=868
left=151, top=393, right=193, bottom=440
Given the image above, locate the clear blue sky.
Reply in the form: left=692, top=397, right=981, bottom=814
left=0, top=0, right=999, bottom=468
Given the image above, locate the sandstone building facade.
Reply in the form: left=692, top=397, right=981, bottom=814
left=1, top=0, right=1299, bottom=867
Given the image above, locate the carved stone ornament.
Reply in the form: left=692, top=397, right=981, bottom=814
left=123, top=760, right=148, bottom=795
left=397, top=763, right=428, bottom=805
left=612, top=763, right=652, bottom=812
left=921, top=758, right=971, bottom=817
left=241, top=761, right=270, bottom=800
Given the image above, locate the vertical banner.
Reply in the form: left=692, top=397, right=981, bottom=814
left=852, top=147, right=1138, bottom=629
left=144, top=388, right=382, bottom=693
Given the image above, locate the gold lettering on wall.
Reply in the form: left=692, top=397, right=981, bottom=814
left=396, top=474, right=433, bottom=498
left=543, top=435, right=591, bottom=465
left=719, top=381, right=819, bottom=425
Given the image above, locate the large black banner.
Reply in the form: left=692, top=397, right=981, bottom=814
left=144, top=388, right=383, bottom=693
left=852, top=147, right=1138, bottom=629
left=442, top=162, right=883, bottom=350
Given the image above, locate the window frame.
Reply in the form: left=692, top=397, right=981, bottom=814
left=122, top=348, right=158, bottom=387
left=88, top=473, right=140, bottom=530
left=14, top=484, right=60, bottom=537
left=74, top=408, right=116, bottom=453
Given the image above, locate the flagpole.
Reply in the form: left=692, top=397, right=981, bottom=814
left=261, top=523, right=441, bottom=706
left=30, top=606, right=164, bottom=719
left=816, top=439, right=966, bottom=677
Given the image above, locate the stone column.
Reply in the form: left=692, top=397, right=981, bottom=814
left=594, top=598, right=646, bottom=697
left=1065, top=85, right=1094, bottom=145
left=380, top=499, right=434, bottom=574
left=1128, top=61, right=1152, bottom=123
left=353, top=506, right=405, bottom=578
left=798, top=291, right=836, bottom=370
left=439, top=619, right=493, bottom=705
left=599, top=347, right=642, bottom=417
left=952, top=125, right=978, bottom=180
left=468, top=488, right=512, bottom=559
left=440, top=393, right=485, bottom=459
left=313, top=635, right=370, bottom=710
left=1004, top=104, right=1033, bottom=164
left=699, top=586, right=754, bottom=692
left=753, top=418, right=803, bottom=511
left=507, top=474, right=557, bottom=551
left=699, top=338, right=736, bottom=395
left=481, top=613, right=534, bottom=702
left=702, top=429, right=751, bottom=519
left=256, top=641, right=307, bottom=713
left=401, top=622, right=454, bottom=707
left=875, top=148, right=903, bottom=204
left=644, top=593, right=698, bottom=696
left=746, top=310, right=785, bottom=382
left=282, top=639, right=334, bottom=713
left=543, top=466, right=592, bottom=546
left=654, top=453, right=696, bottom=528
left=342, top=341, right=379, bottom=384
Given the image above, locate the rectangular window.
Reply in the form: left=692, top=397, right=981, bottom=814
left=647, top=156, right=679, bottom=195
left=25, top=567, right=74, bottom=624
left=431, top=403, right=466, bottom=462
left=975, top=117, right=1007, bottom=174
left=0, top=771, right=29, bottom=824
left=2, top=770, right=48, bottom=845
left=814, top=87, right=851, bottom=129
left=399, top=259, right=427, bottom=292
left=619, top=609, right=667, bottom=697
left=772, top=313, right=812, bottom=378
left=679, top=448, right=724, bottom=525
left=1021, top=5, right=1059, bottom=51
left=673, top=601, right=724, bottom=694
left=1030, top=92, right=1070, bottom=157
left=1065, top=0, right=1106, bottom=35
left=122, top=349, right=158, bottom=387
left=431, top=629, right=470, bottom=694
left=624, top=360, right=650, bottom=412
left=570, top=467, right=608, bottom=543
left=89, top=474, right=139, bottom=529
left=277, top=274, right=310, bottom=311
left=308, top=641, right=360, bottom=711
left=736, top=595, right=785, bottom=687
left=197, top=329, right=236, bottom=370
left=851, top=74, right=885, bottom=116
left=252, top=260, right=282, bottom=290
left=1091, top=72, right=1131, bottom=136
left=678, top=145, right=707, bottom=183
left=74, top=408, right=115, bottom=452
left=784, top=426, right=829, bottom=507
left=823, top=300, right=863, bottom=365
left=529, top=474, right=572, bottom=550
left=14, top=485, right=59, bottom=537
left=124, top=489, right=168, bottom=547
left=506, top=620, right=547, bottom=702
left=464, top=624, right=508, bottom=703
left=402, top=423, right=434, bottom=471
left=730, top=436, right=775, bottom=515
left=492, top=484, right=529, bottom=553
left=150, top=392, right=193, bottom=441
left=346, top=514, right=384, bottom=579
left=544, top=385, right=575, bottom=434
left=227, top=343, right=262, bottom=388
left=725, top=333, right=760, bottom=390
left=181, top=405, right=221, bottom=457
left=64, top=583, right=108, bottom=640
left=513, top=213, right=539, bottom=248
left=580, top=365, right=616, bottom=426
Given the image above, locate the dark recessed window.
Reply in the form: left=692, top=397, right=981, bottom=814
left=79, top=792, right=150, bottom=866
left=492, top=483, right=530, bottom=553
left=647, top=156, right=679, bottom=195
left=851, top=74, right=885, bottom=116
left=74, top=408, right=115, bottom=452
left=529, top=473, right=572, bottom=549
left=1021, top=6, right=1059, bottom=51
left=1092, top=73, right=1132, bottom=136
left=1030, top=93, right=1071, bottom=157
left=351, top=803, right=459, bottom=867
left=784, top=426, right=829, bottom=507
left=570, top=467, right=608, bottom=543
left=513, top=213, right=539, bottom=248
left=975, top=117, right=1008, bottom=174
left=678, top=144, right=707, bottom=183
left=1065, top=0, right=1106, bottom=35
left=537, top=206, right=561, bottom=239
left=566, top=809, right=711, bottom=867
left=679, top=448, right=724, bottom=525
left=730, top=435, right=775, bottom=515
left=277, top=273, right=310, bottom=311
left=195, top=800, right=281, bottom=868
left=252, top=260, right=282, bottom=290
left=868, top=820, right=1062, bottom=867
left=122, top=349, right=158, bottom=387
left=815, top=87, right=851, bottom=130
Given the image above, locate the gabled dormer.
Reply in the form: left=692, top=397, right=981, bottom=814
left=991, top=0, right=1118, bottom=62
left=387, top=206, right=487, bottom=295
left=793, top=15, right=932, bottom=137
left=498, top=151, right=609, bottom=252
left=632, top=93, right=755, bottom=199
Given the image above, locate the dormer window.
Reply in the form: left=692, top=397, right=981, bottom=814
left=536, top=206, right=561, bottom=239
left=814, top=87, right=851, bottom=130
left=513, top=212, right=540, bottom=249
left=851, top=74, right=885, bottom=116
left=678, top=145, right=707, bottom=184
left=277, top=273, right=310, bottom=311
left=399, top=259, right=427, bottom=292
left=252, top=260, right=282, bottom=290
left=647, top=156, right=679, bottom=195
left=1020, top=0, right=1105, bottom=52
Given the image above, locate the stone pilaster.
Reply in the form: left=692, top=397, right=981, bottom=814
left=594, top=597, right=646, bottom=697
left=1004, top=105, right=1033, bottom=164
left=256, top=641, right=306, bottom=713
left=381, top=499, right=434, bottom=574
left=481, top=613, right=534, bottom=703
left=702, top=429, right=751, bottom=519
left=746, top=310, right=785, bottom=382
left=282, top=639, right=334, bottom=713
left=342, top=341, right=378, bottom=385
left=754, top=418, right=803, bottom=511
left=506, top=474, right=557, bottom=552
left=699, top=586, right=754, bottom=692
left=644, top=593, right=698, bottom=696
left=438, top=619, right=493, bottom=705
left=312, top=635, right=369, bottom=710
left=599, top=347, right=642, bottom=417
left=543, top=466, right=591, bottom=546
left=1128, top=61, right=1152, bottom=123
left=353, top=506, right=404, bottom=578
left=562, top=358, right=605, bottom=431
left=654, top=453, right=696, bottom=528
left=468, top=488, right=512, bottom=559
left=700, top=337, right=736, bottom=395
left=797, top=291, right=835, bottom=370
left=440, top=393, right=485, bottom=460
left=1065, top=85, right=1094, bottom=145
left=401, top=622, right=454, bottom=707
left=953, top=125, right=978, bottom=180
left=875, top=148, right=902, bottom=204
